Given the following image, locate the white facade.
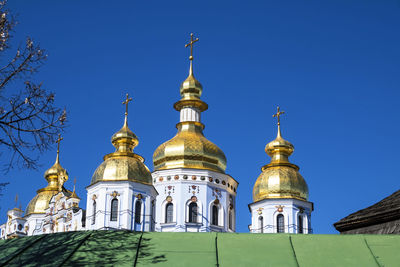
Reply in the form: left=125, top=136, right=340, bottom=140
left=1, top=191, right=84, bottom=239
left=86, top=181, right=157, bottom=232
left=41, top=192, right=84, bottom=234
left=0, top=209, right=27, bottom=239
left=249, top=198, right=313, bottom=234
left=152, top=168, right=237, bottom=232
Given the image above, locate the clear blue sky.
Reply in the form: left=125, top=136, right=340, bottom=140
left=1, top=1, right=400, bottom=234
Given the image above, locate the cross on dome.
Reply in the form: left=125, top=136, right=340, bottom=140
left=185, top=33, right=199, bottom=61
left=122, top=93, right=133, bottom=117
left=55, top=134, right=63, bottom=163
left=272, top=106, right=285, bottom=126
left=122, top=93, right=133, bottom=126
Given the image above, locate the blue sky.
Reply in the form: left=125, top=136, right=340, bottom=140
left=1, top=1, right=400, bottom=234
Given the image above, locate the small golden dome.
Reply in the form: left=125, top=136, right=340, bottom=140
left=90, top=95, right=152, bottom=185
left=111, top=123, right=138, bottom=146
left=180, top=73, right=203, bottom=100
left=253, top=108, right=309, bottom=202
left=26, top=138, right=71, bottom=216
left=153, top=122, right=227, bottom=173
left=44, top=162, right=68, bottom=178
left=25, top=187, right=71, bottom=215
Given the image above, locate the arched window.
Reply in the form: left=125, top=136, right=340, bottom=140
left=228, top=209, right=233, bottom=230
left=188, top=202, right=198, bottom=223
left=211, top=204, right=219, bottom=226
left=110, top=198, right=118, bottom=221
left=165, top=203, right=173, bottom=223
left=92, top=201, right=96, bottom=225
left=258, top=216, right=264, bottom=233
left=135, top=200, right=142, bottom=224
left=298, top=215, right=303, bottom=234
left=277, top=214, right=284, bottom=233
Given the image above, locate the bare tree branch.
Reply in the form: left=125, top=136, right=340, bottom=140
left=0, top=1, right=67, bottom=173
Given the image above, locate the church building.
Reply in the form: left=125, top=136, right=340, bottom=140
left=0, top=33, right=311, bottom=239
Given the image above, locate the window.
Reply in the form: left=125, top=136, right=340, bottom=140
left=211, top=204, right=219, bottom=226
left=298, top=215, right=303, bottom=234
left=110, top=198, right=118, bottom=222
left=229, top=209, right=233, bottom=230
left=188, top=202, right=198, bottom=223
left=258, top=216, right=264, bottom=233
left=277, top=214, right=284, bottom=233
left=165, top=203, right=173, bottom=223
left=135, top=200, right=142, bottom=224
left=92, top=201, right=96, bottom=225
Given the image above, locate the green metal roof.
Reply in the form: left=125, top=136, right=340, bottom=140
left=0, top=231, right=399, bottom=266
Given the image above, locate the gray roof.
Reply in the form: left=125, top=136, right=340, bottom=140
left=334, top=189, right=400, bottom=233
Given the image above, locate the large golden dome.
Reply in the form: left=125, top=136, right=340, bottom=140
left=153, top=121, right=227, bottom=173
left=253, top=110, right=309, bottom=202
left=90, top=97, right=152, bottom=185
left=153, top=36, right=227, bottom=174
left=91, top=155, right=152, bottom=185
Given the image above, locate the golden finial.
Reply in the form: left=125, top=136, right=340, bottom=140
left=55, top=134, right=63, bottom=163
left=73, top=177, right=76, bottom=193
left=185, top=33, right=199, bottom=75
left=70, top=177, right=79, bottom=199
left=15, top=194, right=18, bottom=207
left=272, top=106, right=285, bottom=137
left=122, top=93, right=133, bottom=126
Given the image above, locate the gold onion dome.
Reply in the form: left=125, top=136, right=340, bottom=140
left=253, top=107, right=309, bottom=202
left=26, top=135, right=72, bottom=215
left=153, top=33, right=227, bottom=173
left=91, top=94, right=152, bottom=185
left=153, top=121, right=227, bottom=173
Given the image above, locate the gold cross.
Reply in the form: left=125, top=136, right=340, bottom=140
left=272, top=106, right=285, bottom=126
left=56, top=134, right=63, bottom=153
left=111, top=191, right=120, bottom=198
left=257, top=208, right=263, bottom=215
left=122, top=93, right=133, bottom=117
left=185, top=33, right=199, bottom=61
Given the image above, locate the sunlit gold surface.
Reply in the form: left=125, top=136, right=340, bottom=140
left=253, top=107, right=309, bottom=202
left=153, top=121, right=227, bottom=173
left=91, top=155, right=152, bottom=185
left=26, top=187, right=71, bottom=215
left=90, top=95, right=152, bottom=186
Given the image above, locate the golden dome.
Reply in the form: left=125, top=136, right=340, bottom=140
left=153, top=34, right=227, bottom=174
left=90, top=95, right=152, bottom=185
left=44, top=162, right=68, bottom=178
left=91, top=155, right=152, bottom=185
left=153, top=121, right=227, bottom=173
left=26, top=137, right=71, bottom=216
left=253, top=109, right=309, bottom=202
left=180, top=73, right=203, bottom=100
left=26, top=187, right=71, bottom=215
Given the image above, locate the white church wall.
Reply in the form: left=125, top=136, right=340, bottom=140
left=152, top=168, right=237, bottom=233
left=86, top=181, right=157, bottom=231
left=249, top=198, right=313, bottom=234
